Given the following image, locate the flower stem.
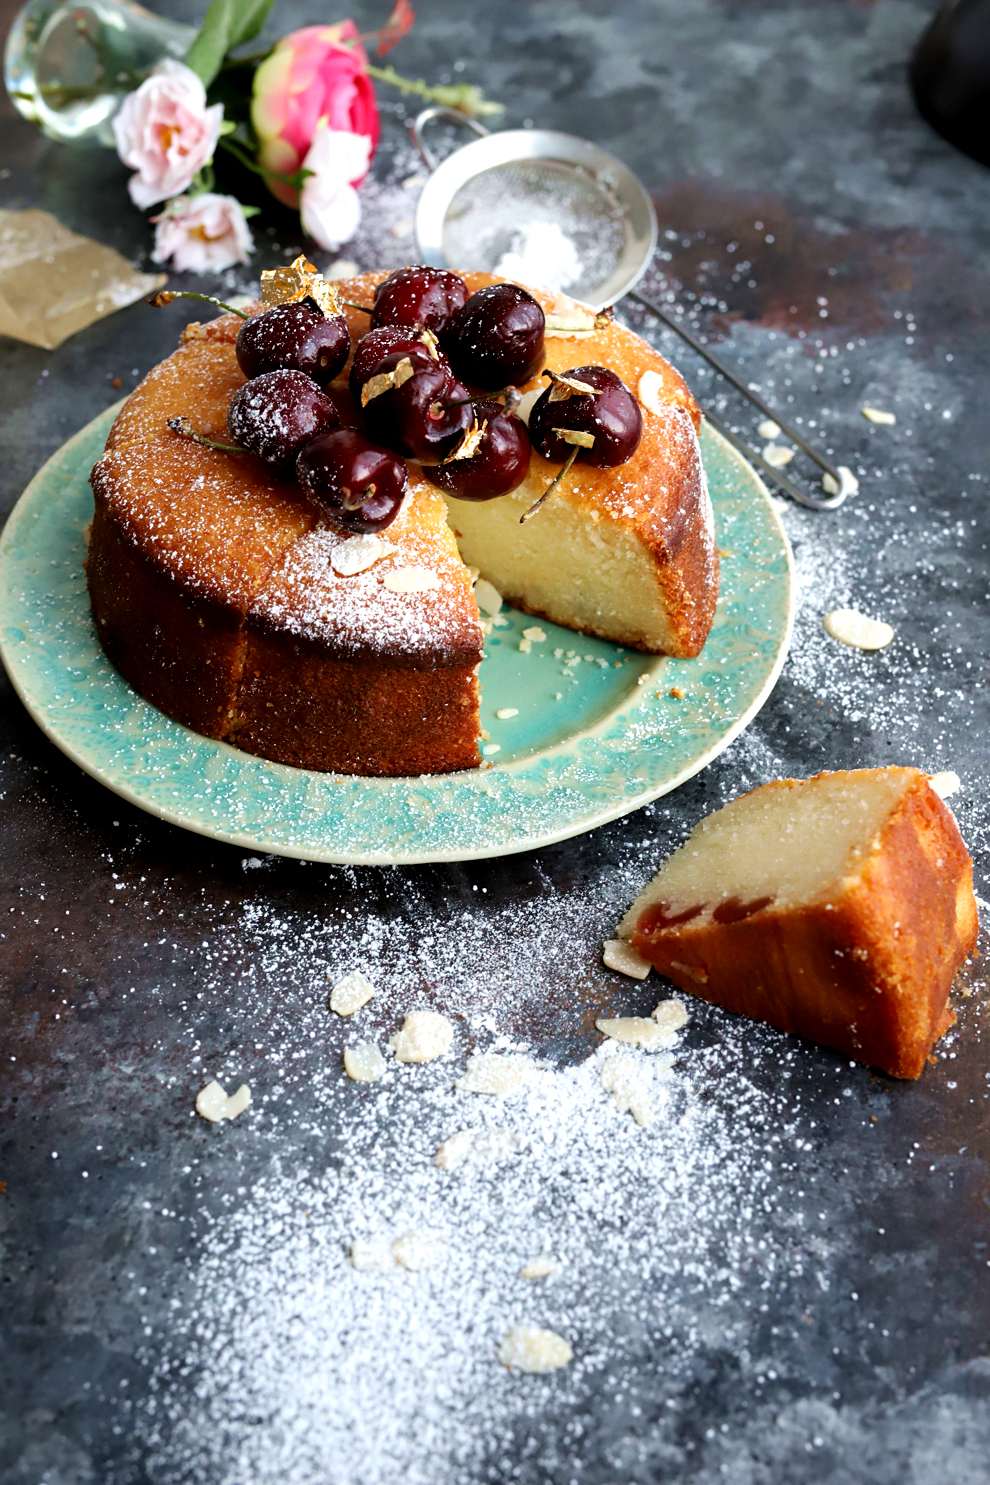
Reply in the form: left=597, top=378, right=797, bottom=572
left=217, top=134, right=312, bottom=192
left=363, top=63, right=503, bottom=116
left=520, top=446, right=580, bottom=524
left=148, top=291, right=249, bottom=320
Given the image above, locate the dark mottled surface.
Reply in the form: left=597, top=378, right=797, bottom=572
left=2, top=0, right=990, bottom=1479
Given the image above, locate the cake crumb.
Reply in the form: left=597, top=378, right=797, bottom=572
left=455, top=1052, right=534, bottom=1096
left=498, top=1325, right=573, bottom=1373
left=669, top=685, right=685, bottom=699
left=930, top=770, right=961, bottom=800
left=343, top=1043, right=385, bottom=1083
left=329, top=970, right=375, bottom=1016
left=389, top=1011, right=454, bottom=1063
left=602, top=939, right=652, bottom=979
left=823, top=608, right=895, bottom=650
left=482, top=743, right=501, bottom=756
left=495, top=708, right=519, bottom=719
left=520, top=1254, right=560, bottom=1280
left=382, top=566, right=440, bottom=594
left=521, top=626, right=546, bottom=642
left=762, top=444, right=794, bottom=467
left=195, top=1081, right=251, bottom=1123
left=757, top=418, right=780, bottom=439
left=862, top=406, right=896, bottom=424
left=600, top=1055, right=653, bottom=1126
left=518, top=638, right=532, bottom=653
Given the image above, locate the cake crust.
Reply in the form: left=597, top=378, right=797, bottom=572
left=621, top=769, right=978, bottom=1079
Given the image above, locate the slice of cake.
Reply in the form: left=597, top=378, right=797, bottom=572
left=618, top=768, right=978, bottom=1078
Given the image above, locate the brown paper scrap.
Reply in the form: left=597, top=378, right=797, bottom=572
left=0, top=209, right=167, bottom=351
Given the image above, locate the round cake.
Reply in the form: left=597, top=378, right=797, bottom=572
left=87, top=270, right=718, bottom=778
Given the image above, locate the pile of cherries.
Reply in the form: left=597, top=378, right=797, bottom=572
left=180, top=265, right=644, bottom=536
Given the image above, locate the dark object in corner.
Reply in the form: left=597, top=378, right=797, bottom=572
left=911, top=0, right=990, bottom=167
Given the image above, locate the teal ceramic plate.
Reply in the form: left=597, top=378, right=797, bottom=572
left=0, top=406, right=793, bottom=864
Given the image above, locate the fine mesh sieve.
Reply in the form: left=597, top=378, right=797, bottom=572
left=410, top=109, right=850, bottom=510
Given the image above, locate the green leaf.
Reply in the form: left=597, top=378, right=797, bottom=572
left=185, top=0, right=278, bottom=88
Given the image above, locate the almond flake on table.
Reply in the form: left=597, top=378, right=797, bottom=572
left=389, top=1010, right=454, bottom=1063
left=596, top=1016, right=677, bottom=1051
left=602, top=938, right=652, bottom=980
left=496, top=708, right=519, bottom=719
left=455, top=1052, right=534, bottom=1096
left=929, top=770, right=961, bottom=800
left=343, top=1043, right=385, bottom=1083
left=757, top=418, right=781, bottom=440
left=861, top=406, right=896, bottom=424
left=382, top=566, right=440, bottom=594
left=331, top=535, right=389, bottom=576
left=652, top=999, right=689, bottom=1035
left=762, top=444, right=794, bottom=467
left=328, top=969, right=375, bottom=1015
left=435, top=1126, right=516, bottom=1171
left=823, top=608, right=895, bottom=650
left=822, top=466, right=859, bottom=497
left=600, top=1054, right=654, bottom=1126
left=522, top=626, right=546, bottom=642
left=195, top=1081, right=251, bottom=1123
left=390, top=1231, right=442, bottom=1271
left=498, top=1325, right=573, bottom=1373
left=474, top=578, right=503, bottom=615
left=520, top=1254, right=561, bottom=1279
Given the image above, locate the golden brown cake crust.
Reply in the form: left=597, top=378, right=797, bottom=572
left=88, top=271, right=718, bottom=774
left=626, top=770, right=978, bottom=1079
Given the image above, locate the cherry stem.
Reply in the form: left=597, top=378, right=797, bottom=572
left=443, top=387, right=520, bottom=411
left=340, top=300, right=372, bottom=313
left=341, top=484, right=375, bottom=511
left=520, top=446, right=580, bottom=524
left=167, top=417, right=245, bottom=455
left=148, top=290, right=249, bottom=320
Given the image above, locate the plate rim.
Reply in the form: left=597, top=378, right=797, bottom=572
left=0, top=408, right=794, bottom=865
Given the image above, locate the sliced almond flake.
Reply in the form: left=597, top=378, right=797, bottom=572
left=521, top=626, right=546, bottom=642
left=498, top=1325, right=573, bottom=1372
left=330, top=535, right=389, bottom=577
left=862, top=406, right=896, bottom=424
left=195, top=1080, right=251, bottom=1123
left=545, top=305, right=596, bottom=337
left=637, top=369, right=664, bottom=415
left=652, top=999, right=689, bottom=1035
left=520, top=1254, right=561, bottom=1279
left=388, top=1010, right=454, bottom=1063
left=343, top=1042, right=385, bottom=1082
left=602, top=938, right=652, bottom=980
left=361, top=355, right=415, bottom=407
left=930, top=770, right=961, bottom=800
left=552, top=427, right=595, bottom=448
left=596, top=1016, right=674, bottom=1051
left=496, top=708, right=519, bottom=719
left=762, top=444, right=794, bottom=467
left=474, top=578, right=503, bottom=615
left=455, top=1051, right=534, bottom=1096
left=382, top=566, right=440, bottom=594
left=329, top=969, right=375, bottom=1015
left=435, top=1127, right=516, bottom=1171
left=757, top=418, right=781, bottom=440
left=600, top=1054, right=653, bottom=1126
left=823, top=608, right=895, bottom=650
left=446, top=419, right=487, bottom=462
left=515, top=388, right=542, bottom=427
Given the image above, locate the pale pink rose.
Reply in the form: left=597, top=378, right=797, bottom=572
left=151, top=194, right=254, bottom=274
left=299, top=128, right=372, bottom=250
left=114, top=60, right=223, bottom=210
left=251, top=21, right=379, bottom=208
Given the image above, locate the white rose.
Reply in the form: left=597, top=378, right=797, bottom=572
left=113, top=60, right=223, bottom=210
left=151, top=194, right=254, bottom=274
left=299, top=127, right=372, bottom=250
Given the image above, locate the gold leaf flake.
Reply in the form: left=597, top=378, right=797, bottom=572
left=361, top=355, right=415, bottom=407
left=547, top=372, right=598, bottom=402
left=260, top=254, right=341, bottom=317
left=552, top=427, right=595, bottom=448
left=445, top=419, right=487, bottom=462
left=418, top=327, right=440, bottom=359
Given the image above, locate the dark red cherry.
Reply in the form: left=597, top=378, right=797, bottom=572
left=442, top=284, right=546, bottom=390
left=528, top=365, right=643, bottom=468
left=296, top=429, right=408, bottom=534
left=349, top=326, right=439, bottom=401
left=424, top=401, right=531, bottom=501
left=361, top=348, right=473, bottom=464
left=227, top=369, right=338, bottom=470
left=371, top=266, right=469, bottom=334
left=235, top=297, right=350, bottom=387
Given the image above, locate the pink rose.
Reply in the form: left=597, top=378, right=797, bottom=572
left=113, top=60, right=223, bottom=210
left=151, top=194, right=254, bottom=274
left=299, top=128, right=372, bottom=250
left=251, top=21, right=380, bottom=208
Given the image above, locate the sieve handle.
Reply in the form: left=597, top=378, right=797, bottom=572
left=409, top=107, right=491, bottom=172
